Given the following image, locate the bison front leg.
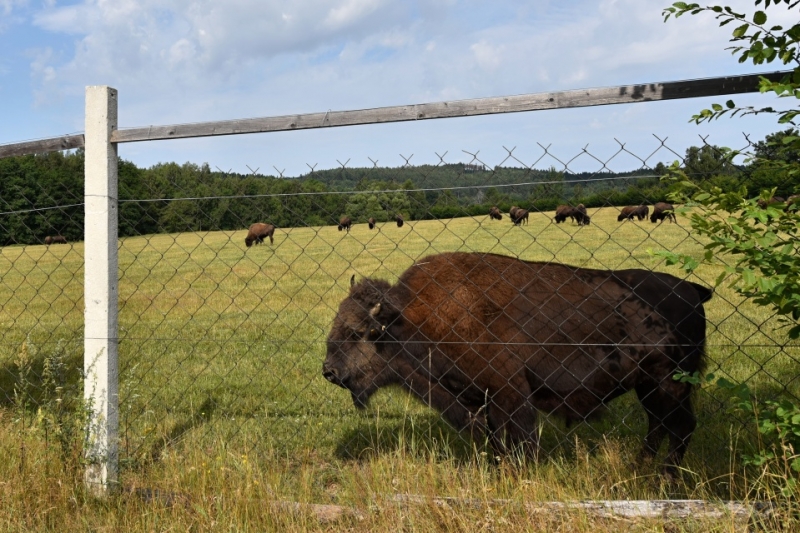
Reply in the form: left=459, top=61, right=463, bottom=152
left=404, top=376, right=487, bottom=441
left=486, top=380, right=539, bottom=461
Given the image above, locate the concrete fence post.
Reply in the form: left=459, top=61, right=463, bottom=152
left=84, top=86, right=119, bottom=495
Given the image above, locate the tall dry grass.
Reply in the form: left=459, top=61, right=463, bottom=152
left=0, top=206, right=798, bottom=530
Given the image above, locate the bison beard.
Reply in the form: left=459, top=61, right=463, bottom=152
left=323, top=252, right=712, bottom=475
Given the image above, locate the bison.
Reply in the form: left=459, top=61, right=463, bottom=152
left=338, top=216, right=352, bottom=232
left=489, top=206, right=503, bottom=221
left=573, top=204, right=590, bottom=226
left=244, top=223, right=275, bottom=247
left=368, top=217, right=377, bottom=230
left=554, top=205, right=573, bottom=224
left=395, top=214, right=405, bottom=228
left=323, top=252, right=712, bottom=475
left=509, top=206, right=519, bottom=220
left=618, top=205, right=649, bottom=222
left=650, top=202, right=676, bottom=224
left=555, top=205, right=590, bottom=225
left=511, top=208, right=529, bottom=226
left=44, top=235, right=68, bottom=245
left=757, top=196, right=786, bottom=209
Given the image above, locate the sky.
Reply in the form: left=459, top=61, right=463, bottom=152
left=0, top=0, right=795, bottom=177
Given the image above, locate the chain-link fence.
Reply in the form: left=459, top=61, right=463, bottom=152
left=2, top=130, right=798, bottom=489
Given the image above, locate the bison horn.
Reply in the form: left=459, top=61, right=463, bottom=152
left=369, top=302, right=381, bottom=317
left=350, top=274, right=356, bottom=287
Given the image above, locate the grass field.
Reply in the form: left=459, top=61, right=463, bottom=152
left=1, top=205, right=798, bottom=531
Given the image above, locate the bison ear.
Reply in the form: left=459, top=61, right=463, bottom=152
left=350, top=274, right=356, bottom=288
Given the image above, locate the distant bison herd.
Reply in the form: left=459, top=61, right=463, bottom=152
left=324, top=251, right=713, bottom=475
left=240, top=201, right=695, bottom=246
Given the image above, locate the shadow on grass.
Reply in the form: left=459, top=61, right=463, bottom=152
left=148, top=397, right=217, bottom=463
left=333, top=414, right=483, bottom=464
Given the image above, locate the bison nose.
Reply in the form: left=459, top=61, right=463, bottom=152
left=322, top=365, right=340, bottom=385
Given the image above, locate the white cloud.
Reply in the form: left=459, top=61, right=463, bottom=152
left=0, top=0, right=28, bottom=32
left=470, top=39, right=504, bottom=71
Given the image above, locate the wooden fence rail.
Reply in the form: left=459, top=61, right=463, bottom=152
left=0, top=70, right=790, bottom=160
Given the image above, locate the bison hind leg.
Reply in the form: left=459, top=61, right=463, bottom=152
left=635, top=380, right=696, bottom=478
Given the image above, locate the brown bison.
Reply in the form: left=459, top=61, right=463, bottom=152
left=618, top=205, right=649, bottom=222
left=555, top=205, right=590, bottom=225
left=757, top=196, right=786, bottom=208
left=511, top=208, right=529, bottom=226
left=338, top=216, right=352, bottom=232
left=489, top=206, right=503, bottom=221
left=44, top=235, right=68, bottom=245
left=554, top=205, right=573, bottom=223
left=244, top=223, right=275, bottom=247
left=573, top=204, right=590, bottom=225
left=368, top=217, right=377, bottom=230
left=323, top=252, right=712, bottom=475
left=395, top=214, right=405, bottom=228
left=509, top=206, right=519, bottom=220
left=650, top=202, right=676, bottom=224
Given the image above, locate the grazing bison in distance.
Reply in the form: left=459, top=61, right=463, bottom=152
left=555, top=205, right=590, bottom=225
left=554, top=205, right=573, bottom=223
left=245, top=223, right=275, bottom=247
left=573, top=204, right=590, bottom=225
left=338, top=216, right=352, bottom=232
left=44, top=235, right=68, bottom=245
left=489, top=206, right=503, bottom=221
left=650, top=202, right=676, bottom=224
left=323, top=252, right=712, bottom=475
left=395, top=214, right=405, bottom=228
left=368, top=217, right=376, bottom=230
left=757, top=196, right=785, bottom=209
left=511, top=208, right=529, bottom=225
left=618, top=205, right=649, bottom=222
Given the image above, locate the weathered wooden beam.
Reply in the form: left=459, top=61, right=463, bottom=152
left=0, top=70, right=791, bottom=159
left=0, top=134, right=84, bottom=158
left=111, top=70, right=790, bottom=144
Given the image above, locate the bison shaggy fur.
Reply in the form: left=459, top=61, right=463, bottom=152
left=489, top=206, right=503, bottom=221
left=245, top=223, right=275, bottom=247
left=395, top=214, right=405, bottom=228
left=368, top=217, right=377, bottom=230
left=323, top=252, right=712, bottom=475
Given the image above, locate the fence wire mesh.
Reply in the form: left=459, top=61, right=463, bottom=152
left=1, top=134, right=798, bottom=483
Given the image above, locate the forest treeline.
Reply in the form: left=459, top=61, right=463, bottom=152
left=0, top=129, right=796, bottom=245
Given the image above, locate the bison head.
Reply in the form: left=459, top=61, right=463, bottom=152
left=323, top=276, right=401, bottom=409
left=245, top=237, right=254, bottom=247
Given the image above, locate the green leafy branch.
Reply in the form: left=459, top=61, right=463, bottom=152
left=664, top=1, right=800, bottom=124
left=652, top=163, right=800, bottom=338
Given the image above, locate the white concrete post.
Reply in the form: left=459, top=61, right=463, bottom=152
left=84, top=86, right=119, bottom=494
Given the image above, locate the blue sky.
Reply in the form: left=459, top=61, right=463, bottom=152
left=0, top=0, right=794, bottom=176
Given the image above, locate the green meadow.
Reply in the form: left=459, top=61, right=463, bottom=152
left=0, top=206, right=797, bottom=530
